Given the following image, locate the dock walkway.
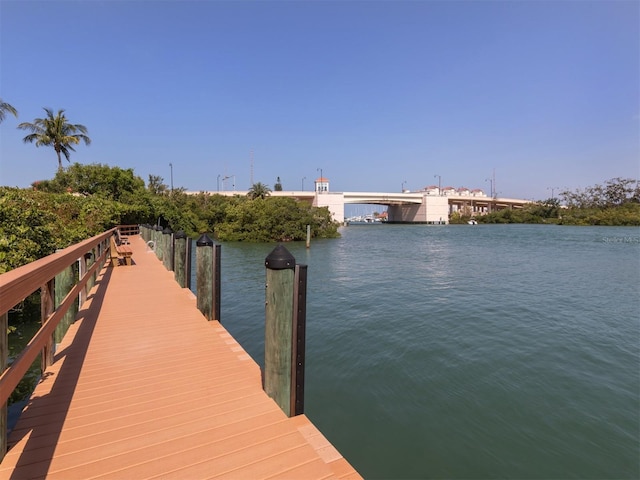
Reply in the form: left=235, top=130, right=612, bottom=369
left=1, top=235, right=360, bottom=479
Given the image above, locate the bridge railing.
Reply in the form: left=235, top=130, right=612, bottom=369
left=0, top=226, right=137, bottom=459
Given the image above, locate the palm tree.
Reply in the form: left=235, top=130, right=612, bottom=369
left=18, top=107, right=91, bottom=170
left=247, top=182, right=271, bottom=199
left=0, top=98, right=18, bottom=123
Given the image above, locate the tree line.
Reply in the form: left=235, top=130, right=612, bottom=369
left=453, top=177, right=639, bottom=226
left=0, top=163, right=339, bottom=274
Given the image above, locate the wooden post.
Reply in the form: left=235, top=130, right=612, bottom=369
left=0, top=311, right=7, bottom=461
left=155, top=226, right=164, bottom=262
left=85, top=251, right=95, bottom=298
left=162, top=227, right=173, bottom=271
left=306, top=224, right=311, bottom=249
left=291, top=264, right=307, bottom=416
left=196, top=234, right=220, bottom=321
left=264, top=245, right=297, bottom=416
left=54, top=262, right=75, bottom=344
left=174, top=231, right=188, bottom=288
left=40, top=280, right=55, bottom=370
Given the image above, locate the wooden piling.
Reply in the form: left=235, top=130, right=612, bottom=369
left=264, top=245, right=296, bottom=416
left=155, top=226, right=164, bottom=263
left=306, top=224, right=311, bottom=249
left=174, top=231, right=191, bottom=289
left=196, top=234, right=220, bottom=321
left=163, top=227, right=173, bottom=271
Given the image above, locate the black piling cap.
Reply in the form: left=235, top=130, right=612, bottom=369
left=196, top=233, right=214, bottom=246
left=174, top=230, right=187, bottom=239
left=265, top=245, right=296, bottom=270
left=162, top=226, right=173, bottom=234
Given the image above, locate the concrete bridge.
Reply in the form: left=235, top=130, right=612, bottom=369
left=189, top=190, right=532, bottom=224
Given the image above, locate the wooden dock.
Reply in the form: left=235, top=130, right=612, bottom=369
left=0, top=234, right=360, bottom=479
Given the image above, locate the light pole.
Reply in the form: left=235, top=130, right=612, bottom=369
left=434, top=174, right=441, bottom=195
left=222, top=175, right=231, bottom=191
left=485, top=178, right=494, bottom=213
left=217, top=174, right=221, bottom=192
left=302, top=176, right=306, bottom=191
left=317, top=168, right=323, bottom=192
left=485, top=178, right=493, bottom=198
left=402, top=180, right=407, bottom=192
left=547, top=186, right=559, bottom=201
left=169, top=163, right=174, bottom=193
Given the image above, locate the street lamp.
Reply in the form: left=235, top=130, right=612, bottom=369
left=217, top=174, right=221, bottom=192
left=317, top=168, right=323, bottom=192
left=434, top=174, right=441, bottom=195
left=402, top=180, right=407, bottom=192
left=302, top=176, right=306, bottom=191
left=169, top=163, right=173, bottom=193
left=222, top=175, right=231, bottom=191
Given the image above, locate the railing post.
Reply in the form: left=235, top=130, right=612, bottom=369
left=196, top=234, right=220, bottom=321
left=84, top=251, right=95, bottom=298
left=54, top=262, right=75, bottom=344
left=264, top=245, right=307, bottom=416
left=40, top=280, right=55, bottom=369
left=162, top=227, right=173, bottom=271
left=0, top=311, right=7, bottom=461
left=174, top=231, right=192, bottom=289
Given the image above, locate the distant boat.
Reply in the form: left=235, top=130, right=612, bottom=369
left=468, top=219, right=478, bottom=225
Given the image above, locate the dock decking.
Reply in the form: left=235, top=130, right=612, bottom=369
left=1, top=235, right=360, bottom=479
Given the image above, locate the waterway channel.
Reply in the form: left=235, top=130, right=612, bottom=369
left=200, top=223, right=639, bottom=479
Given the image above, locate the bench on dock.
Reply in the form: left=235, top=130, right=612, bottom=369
left=115, top=228, right=129, bottom=245
left=110, top=235, right=133, bottom=266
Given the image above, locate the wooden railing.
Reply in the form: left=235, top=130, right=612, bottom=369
left=0, top=226, right=140, bottom=459
left=117, top=225, right=140, bottom=237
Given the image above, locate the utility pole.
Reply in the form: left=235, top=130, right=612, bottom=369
left=169, top=163, right=174, bottom=193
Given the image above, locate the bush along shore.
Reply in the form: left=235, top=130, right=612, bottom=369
left=449, top=177, right=640, bottom=226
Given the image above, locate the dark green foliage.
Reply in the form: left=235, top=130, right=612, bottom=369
left=478, top=178, right=640, bottom=226
left=558, top=203, right=640, bottom=226
left=214, top=197, right=339, bottom=242
left=33, top=163, right=145, bottom=201
left=0, top=188, right=57, bottom=273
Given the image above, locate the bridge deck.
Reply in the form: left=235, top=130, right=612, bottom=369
left=1, top=235, right=360, bottom=479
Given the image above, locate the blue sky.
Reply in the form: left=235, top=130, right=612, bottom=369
left=1, top=0, right=638, bottom=200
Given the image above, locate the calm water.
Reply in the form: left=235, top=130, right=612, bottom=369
left=196, top=224, right=640, bottom=479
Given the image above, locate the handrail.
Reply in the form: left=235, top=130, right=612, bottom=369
left=0, top=229, right=115, bottom=317
left=116, top=225, right=140, bottom=236
left=0, top=248, right=108, bottom=404
left=0, top=227, right=141, bottom=406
